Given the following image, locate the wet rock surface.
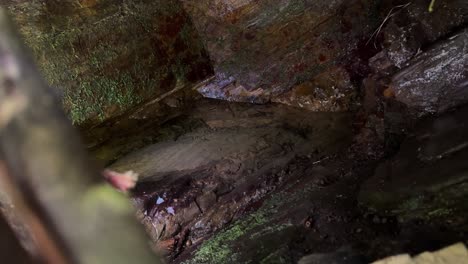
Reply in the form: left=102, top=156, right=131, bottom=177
left=109, top=98, right=354, bottom=258
left=86, top=1, right=468, bottom=262
left=171, top=134, right=387, bottom=263
left=377, top=0, right=468, bottom=70
left=181, top=0, right=468, bottom=115
left=102, top=97, right=468, bottom=263
left=4, top=0, right=467, bottom=262
left=82, top=87, right=204, bottom=165
left=359, top=105, right=468, bottom=228
left=182, top=0, right=381, bottom=110
left=362, top=0, right=468, bottom=124
left=390, top=29, right=468, bottom=115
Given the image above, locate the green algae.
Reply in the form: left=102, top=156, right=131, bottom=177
left=183, top=184, right=308, bottom=264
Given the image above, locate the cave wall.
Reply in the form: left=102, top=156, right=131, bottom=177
left=180, top=0, right=382, bottom=111
left=3, top=0, right=213, bottom=125
left=4, top=0, right=467, bottom=126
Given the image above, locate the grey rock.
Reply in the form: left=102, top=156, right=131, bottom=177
left=391, top=29, right=468, bottom=115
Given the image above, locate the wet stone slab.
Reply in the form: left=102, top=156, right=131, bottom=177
left=108, top=99, right=353, bottom=258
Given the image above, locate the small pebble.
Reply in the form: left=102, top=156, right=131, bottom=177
left=186, top=240, right=192, bottom=247
left=156, top=197, right=165, bottom=205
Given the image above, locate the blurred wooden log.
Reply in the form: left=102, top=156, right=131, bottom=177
left=0, top=8, right=160, bottom=264
left=0, top=211, right=33, bottom=264
left=0, top=159, right=40, bottom=262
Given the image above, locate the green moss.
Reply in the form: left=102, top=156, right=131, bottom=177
left=427, top=208, right=453, bottom=218
left=64, top=72, right=141, bottom=124
left=7, top=0, right=212, bottom=125
left=363, top=178, right=468, bottom=225
left=182, top=210, right=267, bottom=263
left=183, top=186, right=304, bottom=264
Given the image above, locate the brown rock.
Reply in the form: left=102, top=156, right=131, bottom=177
left=383, top=87, right=395, bottom=98
left=182, top=0, right=380, bottom=111
left=196, top=191, right=217, bottom=214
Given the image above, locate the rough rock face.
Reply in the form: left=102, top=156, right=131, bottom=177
left=5, top=0, right=467, bottom=126
left=390, top=29, right=468, bottom=115
left=3, top=0, right=212, bottom=125
left=181, top=0, right=382, bottom=111
left=364, top=0, right=468, bottom=117
left=109, top=99, right=354, bottom=259
left=359, top=105, right=468, bottom=227
left=380, top=0, right=468, bottom=70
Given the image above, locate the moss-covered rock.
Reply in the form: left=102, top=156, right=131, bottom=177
left=181, top=189, right=301, bottom=264
left=4, top=0, right=212, bottom=125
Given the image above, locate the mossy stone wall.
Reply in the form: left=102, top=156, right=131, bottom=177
left=4, top=0, right=212, bottom=125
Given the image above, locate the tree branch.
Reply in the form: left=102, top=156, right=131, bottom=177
left=0, top=8, right=159, bottom=264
